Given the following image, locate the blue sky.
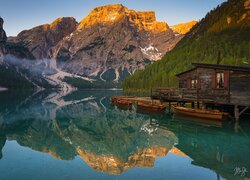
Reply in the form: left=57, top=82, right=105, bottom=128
left=0, top=0, right=226, bottom=36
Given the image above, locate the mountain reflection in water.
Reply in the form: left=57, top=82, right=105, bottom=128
left=0, top=90, right=250, bottom=179
left=0, top=90, right=178, bottom=175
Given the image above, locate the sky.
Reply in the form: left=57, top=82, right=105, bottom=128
left=0, top=0, right=226, bottom=36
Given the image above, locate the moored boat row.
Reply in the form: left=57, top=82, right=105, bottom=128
left=110, top=96, right=229, bottom=121
left=110, top=96, right=167, bottom=113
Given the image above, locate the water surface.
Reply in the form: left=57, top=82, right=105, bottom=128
left=0, top=90, right=249, bottom=180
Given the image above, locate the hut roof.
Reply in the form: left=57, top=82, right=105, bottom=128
left=176, top=63, right=250, bottom=77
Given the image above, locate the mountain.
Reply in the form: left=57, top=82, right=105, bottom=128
left=0, top=17, right=34, bottom=59
left=123, top=0, right=250, bottom=91
left=0, top=17, right=7, bottom=58
left=0, top=17, right=39, bottom=89
left=13, top=17, right=78, bottom=59
left=170, top=20, right=197, bottom=34
left=0, top=17, right=7, bottom=43
left=52, top=4, right=182, bottom=84
left=0, top=5, right=195, bottom=89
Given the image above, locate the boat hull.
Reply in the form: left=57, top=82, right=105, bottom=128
left=137, top=103, right=166, bottom=113
left=173, top=106, right=228, bottom=120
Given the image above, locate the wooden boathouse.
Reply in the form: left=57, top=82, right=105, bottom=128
left=151, top=63, right=250, bottom=121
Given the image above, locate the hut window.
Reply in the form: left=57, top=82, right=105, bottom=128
left=216, top=72, right=224, bottom=88
left=191, top=79, right=198, bottom=88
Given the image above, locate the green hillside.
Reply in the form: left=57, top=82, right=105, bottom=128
left=123, top=0, right=250, bottom=91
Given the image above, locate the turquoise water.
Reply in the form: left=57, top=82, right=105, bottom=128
left=0, top=90, right=249, bottom=180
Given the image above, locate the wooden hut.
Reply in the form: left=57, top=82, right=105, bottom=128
left=152, top=63, right=250, bottom=120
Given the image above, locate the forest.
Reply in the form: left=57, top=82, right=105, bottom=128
left=123, top=0, right=250, bottom=91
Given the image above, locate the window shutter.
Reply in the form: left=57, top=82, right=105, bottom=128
left=224, top=71, right=230, bottom=89
left=211, top=71, right=216, bottom=89
left=187, top=79, right=191, bottom=89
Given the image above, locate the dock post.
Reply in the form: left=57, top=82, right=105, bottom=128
left=202, top=103, right=206, bottom=110
left=234, top=122, right=239, bottom=133
left=234, top=105, right=239, bottom=122
left=197, top=102, right=200, bottom=109
left=191, top=102, right=195, bottom=108
left=169, top=102, right=171, bottom=112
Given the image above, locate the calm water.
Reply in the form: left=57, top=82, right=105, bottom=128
left=0, top=90, right=249, bottom=180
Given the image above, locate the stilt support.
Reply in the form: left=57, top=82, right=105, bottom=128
left=197, top=102, right=200, bottom=109
left=234, top=105, right=239, bottom=122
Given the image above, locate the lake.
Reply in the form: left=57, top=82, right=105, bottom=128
left=0, top=90, right=249, bottom=180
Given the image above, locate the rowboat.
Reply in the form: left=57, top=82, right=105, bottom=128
left=110, top=96, right=135, bottom=105
left=172, top=114, right=223, bottom=127
left=112, top=100, right=133, bottom=109
left=173, top=106, right=228, bottom=120
left=137, top=102, right=166, bottom=113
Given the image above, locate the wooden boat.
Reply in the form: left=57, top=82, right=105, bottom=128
left=137, top=102, right=166, bottom=113
left=173, top=106, right=228, bottom=120
left=110, top=96, right=135, bottom=105
left=114, top=100, right=133, bottom=109
left=172, top=114, right=223, bottom=127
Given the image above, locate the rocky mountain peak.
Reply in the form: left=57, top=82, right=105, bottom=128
left=0, top=17, right=3, bottom=29
left=78, top=4, right=169, bottom=33
left=52, top=4, right=183, bottom=83
left=16, top=17, right=78, bottom=59
left=170, top=20, right=197, bottom=34
left=49, top=17, right=78, bottom=30
left=93, top=4, right=127, bottom=13
left=0, top=17, right=7, bottom=43
left=78, top=4, right=127, bottom=29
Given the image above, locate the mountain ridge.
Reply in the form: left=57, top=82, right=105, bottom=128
left=0, top=4, right=196, bottom=89
left=51, top=4, right=183, bottom=84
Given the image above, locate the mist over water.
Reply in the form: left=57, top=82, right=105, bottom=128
left=2, top=54, right=56, bottom=75
left=0, top=54, right=92, bottom=93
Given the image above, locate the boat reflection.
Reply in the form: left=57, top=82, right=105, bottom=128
left=152, top=116, right=250, bottom=179
left=172, top=114, right=224, bottom=127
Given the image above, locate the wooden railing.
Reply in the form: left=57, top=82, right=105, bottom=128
left=151, top=88, right=230, bottom=103
left=151, top=88, right=180, bottom=100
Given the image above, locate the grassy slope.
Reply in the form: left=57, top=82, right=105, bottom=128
left=123, top=0, right=250, bottom=91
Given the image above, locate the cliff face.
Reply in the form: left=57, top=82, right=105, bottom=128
left=77, top=5, right=168, bottom=33
left=16, top=17, right=78, bottom=59
left=52, top=4, right=182, bottom=82
left=170, top=20, right=198, bottom=34
left=0, top=17, right=7, bottom=58
left=0, top=17, right=7, bottom=43
left=0, top=17, right=33, bottom=59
